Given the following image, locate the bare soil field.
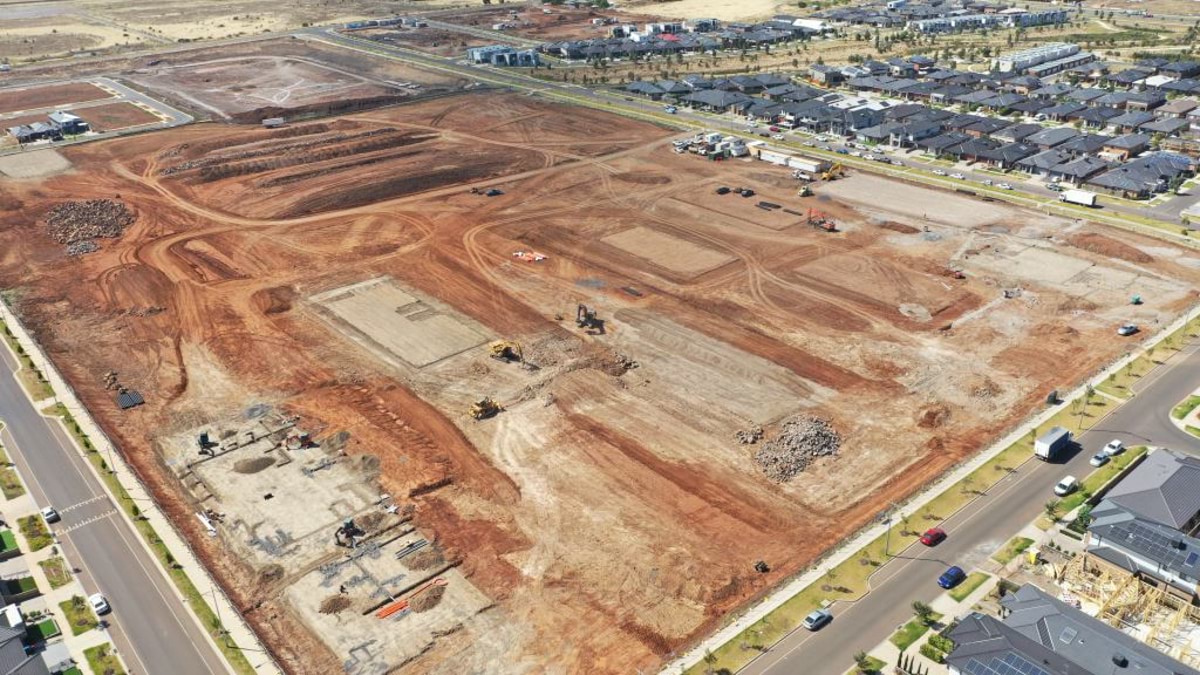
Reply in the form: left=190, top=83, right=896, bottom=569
left=0, top=3, right=148, bottom=63
left=1, top=90, right=1198, bottom=674
left=0, top=81, right=112, bottom=114
left=124, top=38, right=470, bottom=122
left=74, top=101, right=161, bottom=130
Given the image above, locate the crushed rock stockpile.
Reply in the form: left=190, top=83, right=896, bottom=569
left=44, top=199, right=136, bottom=246
left=753, top=416, right=840, bottom=482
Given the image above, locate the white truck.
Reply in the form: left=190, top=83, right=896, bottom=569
left=1034, top=426, right=1072, bottom=462
left=1059, top=189, right=1097, bottom=207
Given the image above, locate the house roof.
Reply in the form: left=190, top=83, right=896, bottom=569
left=953, top=136, right=1000, bottom=156
left=1102, top=449, right=1200, bottom=529
left=1041, top=101, right=1085, bottom=118
left=1031, top=83, right=1073, bottom=98
left=963, top=117, right=1010, bottom=135
left=918, top=131, right=970, bottom=152
left=1072, top=106, right=1121, bottom=124
left=1108, top=110, right=1156, bottom=128
left=980, top=142, right=1037, bottom=164
left=1105, top=133, right=1151, bottom=150
left=681, top=89, right=754, bottom=109
left=999, top=584, right=1200, bottom=675
left=1057, top=133, right=1110, bottom=155
left=1025, top=127, right=1079, bottom=147
left=1140, top=117, right=1189, bottom=135
left=1050, top=154, right=1109, bottom=180
left=1065, top=87, right=1105, bottom=102
left=1089, top=504, right=1200, bottom=585
left=945, top=612, right=1077, bottom=675
left=992, top=123, right=1042, bottom=142
left=1159, top=98, right=1199, bottom=115
left=0, top=623, right=49, bottom=675
left=1009, top=98, right=1051, bottom=113
left=1019, top=149, right=1070, bottom=170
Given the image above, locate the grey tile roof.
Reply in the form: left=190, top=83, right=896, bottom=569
left=946, top=613, right=1078, bottom=675
left=1140, top=117, right=1189, bottom=135
left=1089, top=505, right=1200, bottom=585
left=1103, top=449, right=1200, bottom=529
left=999, top=584, right=1200, bottom=675
left=1108, top=110, right=1156, bottom=128
left=1025, top=126, right=1079, bottom=147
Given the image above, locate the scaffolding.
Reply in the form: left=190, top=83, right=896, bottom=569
left=1059, top=553, right=1200, bottom=668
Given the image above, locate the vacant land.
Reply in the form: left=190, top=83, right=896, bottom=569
left=74, top=101, right=160, bottom=130
left=0, top=82, right=111, bottom=114
left=449, top=6, right=674, bottom=42
left=1, top=87, right=1198, bottom=674
left=125, top=38, right=470, bottom=122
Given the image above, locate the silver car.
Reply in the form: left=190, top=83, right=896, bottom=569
left=803, top=608, right=833, bottom=631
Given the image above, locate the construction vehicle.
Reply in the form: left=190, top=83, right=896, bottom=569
left=469, top=397, right=502, bottom=420
left=576, top=304, right=600, bottom=330
left=806, top=208, right=836, bottom=232
left=797, top=183, right=813, bottom=197
left=489, top=340, right=524, bottom=363
left=334, top=518, right=365, bottom=548
left=821, top=163, right=844, bottom=181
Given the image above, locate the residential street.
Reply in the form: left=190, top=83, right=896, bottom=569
left=0, top=347, right=227, bottom=675
left=748, top=339, right=1200, bottom=675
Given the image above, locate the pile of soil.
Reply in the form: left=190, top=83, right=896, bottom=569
left=44, top=199, right=136, bottom=245
left=403, top=547, right=445, bottom=571
left=233, top=456, right=276, bottom=474
left=753, top=416, right=841, bottom=482
left=917, top=404, right=951, bottom=429
left=1068, top=232, right=1153, bottom=264
left=409, top=585, right=445, bottom=613
left=319, top=595, right=351, bottom=615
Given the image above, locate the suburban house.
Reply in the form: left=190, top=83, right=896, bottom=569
left=1102, top=133, right=1151, bottom=161
left=1088, top=152, right=1194, bottom=199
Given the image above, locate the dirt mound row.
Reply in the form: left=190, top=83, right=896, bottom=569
left=229, top=93, right=413, bottom=124
left=1068, top=232, right=1154, bottom=263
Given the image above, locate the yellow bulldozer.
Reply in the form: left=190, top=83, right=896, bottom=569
left=469, top=397, right=502, bottom=420
left=821, top=163, right=844, bottom=181
left=488, top=340, right=524, bottom=363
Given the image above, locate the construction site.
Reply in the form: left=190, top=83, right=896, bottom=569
left=2, top=76, right=1200, bottom=673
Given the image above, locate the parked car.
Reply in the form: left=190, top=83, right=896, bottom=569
left=950, top=172, right=965, bottom=180
left=982, top=179, right=993, bottom=186
left=715, top=186, right=731, bottom=195
left=663, top=106, right=677, bottom=114
left=850, top=150, right=862, bottom=157
left=835, top=148, right=849, bottom=155
left=1054, top=476, right=1079, bottom=497
left=747, top=121, right=759, bottom=128
left=1103, top=439, right=1125, bottom=456
left=769, top=126, right=781, bottom=132
left=40, top=506, right=60, bottom=524
left=938, top=566, right=967, bottom=589
left=1047, top=183, right=1063, bottom=192
left=1089, top=452, right=1110, bottom=467
left=820, top=145, right=832, bottom=151
left=920, top=528, right=946, bottom=546
left=803, top=609, right=833, bottom=631
left=772, top=134, right=784, bottom=140
left=999, top=183, right=1013, bottom=190
left=1117, top=323, right=1139, bottom=336
left=89, top=593, right=111, bottom=615
left=803, top=141, right=815, bottom=147
left=932, top=169, right=947, bottom=176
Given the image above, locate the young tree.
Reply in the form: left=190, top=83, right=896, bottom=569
left=1045, top=499, right=1061, bottom=522
left=912, top=600, right=935, bottom=625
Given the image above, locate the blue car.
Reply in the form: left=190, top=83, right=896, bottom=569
left=938, top=566, right=966, bottom=589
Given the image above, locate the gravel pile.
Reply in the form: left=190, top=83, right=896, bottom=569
left=753, top=416, right=840, bottom=482
left=66, top=240, right=100, bottom=256
left=45, top=200, right=135, bottom=245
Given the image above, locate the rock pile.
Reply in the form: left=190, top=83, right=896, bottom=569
left=753, top=416, right=840, bottom=482
left=66, top=240, right=100, bottom=257
left=735, top=426, right=763, bottom=444
left=44, top=200, right=135, bottom=245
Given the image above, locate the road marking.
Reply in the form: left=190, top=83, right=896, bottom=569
left=60, top=494, right=110, bottom=513
left=57, top=508, right=118, bottom=534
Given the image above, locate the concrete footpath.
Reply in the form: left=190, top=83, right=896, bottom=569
left=0, top=301, right=281, bottom=675
left=665, top=302, right=1200, bottom=674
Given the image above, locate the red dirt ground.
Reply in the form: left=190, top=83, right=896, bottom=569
left=0, top=81, right=111, bottom=114
left=74, top=101, right=161, bottom=131
left=0, top=91, right=1197, bottom=674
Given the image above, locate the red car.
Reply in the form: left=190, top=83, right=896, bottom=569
left=920, top=528, right=946, bottom=546
left=769, top=126, right=781, bottom=132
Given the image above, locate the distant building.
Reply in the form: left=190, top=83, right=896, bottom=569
left=466, top=45, right=539, bottom=67
left=47, top=111, right=88, bottom=135
left=996, top=42, right=1078, bottom=73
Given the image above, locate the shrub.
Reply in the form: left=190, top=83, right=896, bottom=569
left=920, top=642, right=947, bottom=664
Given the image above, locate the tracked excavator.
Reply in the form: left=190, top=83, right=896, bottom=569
left=488, top=340, right=524, bottom=363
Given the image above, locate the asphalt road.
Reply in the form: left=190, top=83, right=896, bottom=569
left=750, top=338, right=1200, bottom=675
left=0, top=348, right=226, bottom=675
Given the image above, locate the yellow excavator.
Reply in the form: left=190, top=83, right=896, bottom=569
left=469, top=397, right=502, bottom=420
left=821, top=163, right=844, bottom=181
left=488, top=340, right=524, bottom=364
